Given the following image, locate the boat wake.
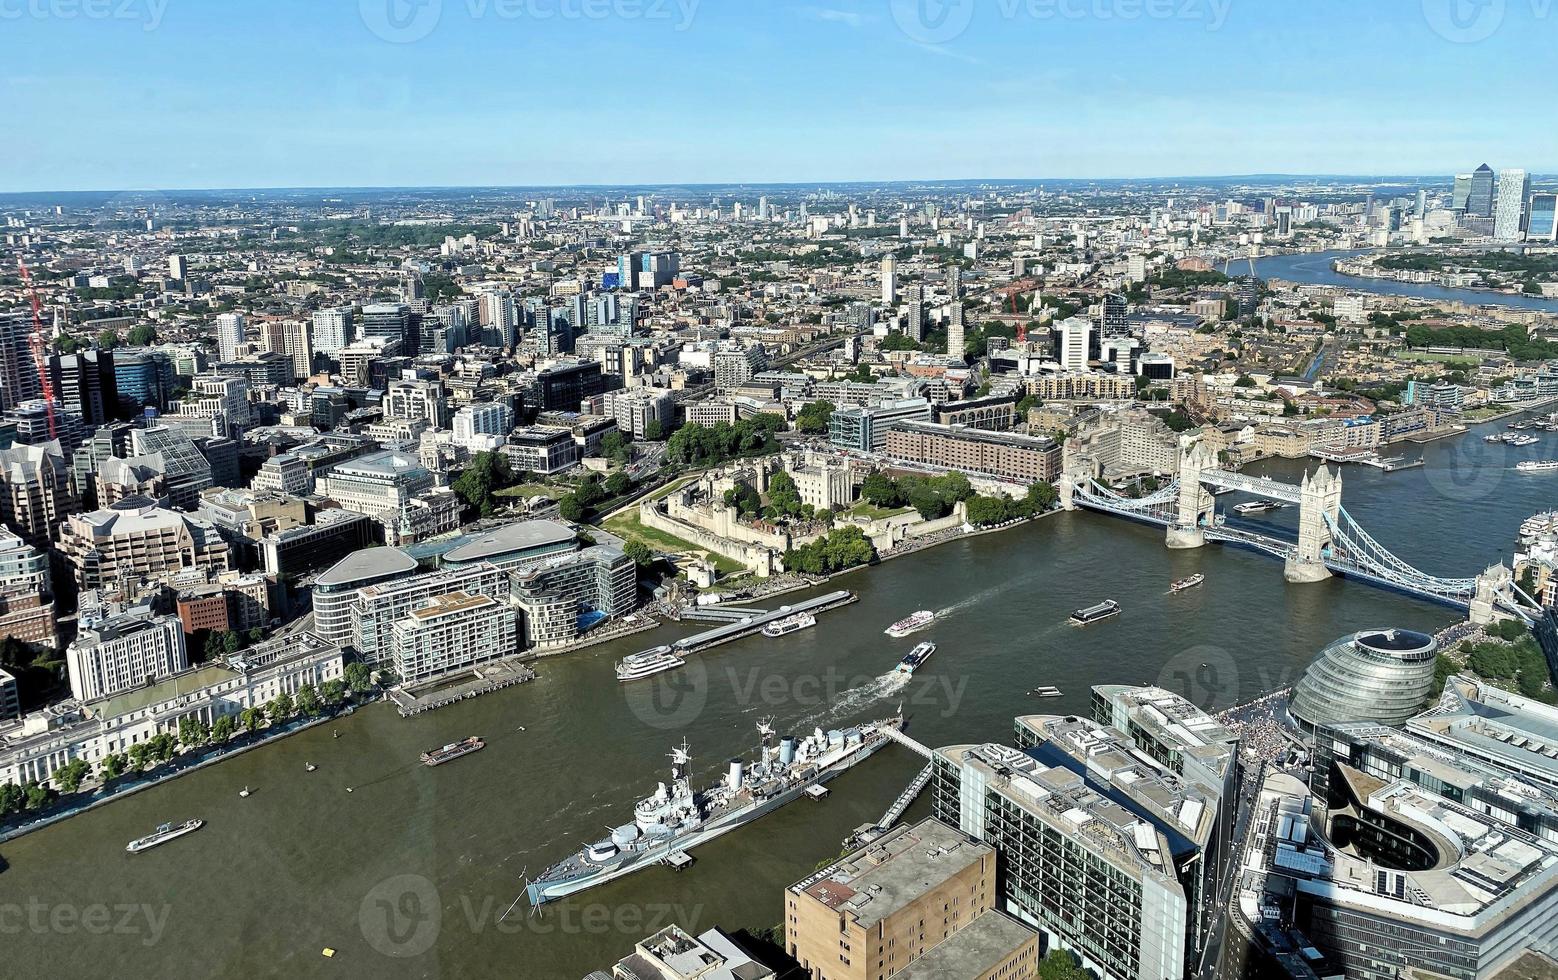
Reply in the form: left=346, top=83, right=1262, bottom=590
left=828, top=671, right=913, bottom=717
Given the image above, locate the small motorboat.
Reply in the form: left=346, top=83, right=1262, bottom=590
left=305, top=763, right=317, bottom=773
left=239, top=786, right=251, bottom=799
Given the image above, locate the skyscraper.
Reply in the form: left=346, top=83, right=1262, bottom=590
left=47, top=351, right=118, bottom=427
left=880, top=253, right=896, bottom=305
left=946, top=303, right=964, bottom=360
left=0, top=314, right=42, bottom=413
left=1468, top=164, right=1496, bottom=218
left=1452, top=173, right=1473, bottom=211
left=1494, top=169, right=1531, bottom=240
left=215, top=313, right=245, bottom=363
left=311, top=307, right=355, bottom=355
left=260, top=320, right=313, bottom=380
left=1528, top=194, right=1558, bottom=243
left=167, top=255, right=187, bottom=280
left=361, top=303, right=418, bottom=355
left=905, top=284, right=925, bottom=342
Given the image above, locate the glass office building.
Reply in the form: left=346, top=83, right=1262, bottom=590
left=1290, top=628, right=1437, bottom=731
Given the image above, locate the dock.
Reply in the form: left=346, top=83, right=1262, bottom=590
left=628, top=590, right=858, bottom=663
left=845, top=761, right=934, bottom=849
left=389, top=661, right=538, bottom=717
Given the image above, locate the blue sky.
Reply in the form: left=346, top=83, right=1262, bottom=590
left=3, top=0, right=1553, bottom=191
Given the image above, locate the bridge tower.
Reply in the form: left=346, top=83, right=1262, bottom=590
left=1167, top=442, right=1215, bottom=549
left=1058, top=457, right=1095, bottom=513
left=1285, top=466, right=1341, bottom=583
left=1470, top=563, right=1515, bottom=625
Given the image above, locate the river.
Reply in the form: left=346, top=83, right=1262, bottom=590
left=1249, top=249, right=1558, bottom=312
left=4, top=414, right=1557, bottom=979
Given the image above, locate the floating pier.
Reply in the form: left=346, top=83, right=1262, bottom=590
left=635, top=590, right=858, bottom=662
left=390, top=662, right=538, bottom=717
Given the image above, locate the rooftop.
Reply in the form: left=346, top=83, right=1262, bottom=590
left=789, top=818, right=990, bottom=931
left=440, top=519, right=576, bottom=566
left=314, top=546, right=418, bottom=588
left=887, top=909, right=1035, bottom=980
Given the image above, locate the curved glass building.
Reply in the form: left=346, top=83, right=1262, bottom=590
left=1291, top=628, right=1438, bottom=731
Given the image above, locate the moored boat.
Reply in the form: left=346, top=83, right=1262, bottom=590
left=760, top=612, right=817, bottom=639
left=525, top=715, right=902, bottom=906
left=126, top=819, right=204, bottom=853
left=616, top=646, right=685, bottom=682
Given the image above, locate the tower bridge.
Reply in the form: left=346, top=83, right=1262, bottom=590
left=1059, top=443, right=1540, bottom=623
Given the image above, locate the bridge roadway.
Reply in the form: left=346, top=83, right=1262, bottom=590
left=1072, top=489, right=1482, bottom=610
left=1197, top=469, right=1302, bottom=504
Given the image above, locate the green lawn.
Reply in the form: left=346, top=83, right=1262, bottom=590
left=603, top=507, right=746, bottom=575
left=494, top=483, right=559, bottom=499
left=1395, top=351, right=1482, bottom=368
left=847, top=502, right=914, bottom=521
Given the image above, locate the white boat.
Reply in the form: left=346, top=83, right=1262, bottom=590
left=884, top=611, right=935, bottom=638
left=238, top=786, right=250, bottom=798
left=616, top=646, right=685, bottom=682
left=1030, top=686, right=1063, bottom=698
left=895, top=642, right=937, bottom=675
left=1233, top=501, right=1286, bottom=516
left=760, top=612, right=816, bottom=639
left=126, top=819, right=203, bottom=853
left=1170, top=573, right=1205, bottom=593
left=1517, top=460, right=1558, bottom=473
left=1485, top=434, right=1504, bottom=443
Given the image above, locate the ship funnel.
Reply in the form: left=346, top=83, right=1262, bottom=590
left=727, top=759, right=744, bottom=791
left=779, top=736, right=797, bottom=766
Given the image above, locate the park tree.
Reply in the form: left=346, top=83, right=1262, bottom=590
left=623, top=540, right=654, bottom=567
left=0, top=782, right=25, bottom=815
left=601, top=431, right=633, bottom=468
left=767, top=470, right=804, bottom=517
left=859, top=473, right=901, bottom=508
left=557, top=494, right=586, bottom=522
left=266, top=692, right=295, bottom=723
left=99, top=753, right=128, bottom=781
left=210, top=715, right=236, bottom=743
left=344, top=662, right=373, bottom=694
left=794, top=400, right=836, bottom=435
left=604, top=471, right=634, bottom=498
left=53, top=759, right=93, bottom=794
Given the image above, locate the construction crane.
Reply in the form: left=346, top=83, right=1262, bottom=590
left=16, top=258, right=58, bottom=440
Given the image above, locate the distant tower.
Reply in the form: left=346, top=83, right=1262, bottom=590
left=881, top=254, right=897, bottom=306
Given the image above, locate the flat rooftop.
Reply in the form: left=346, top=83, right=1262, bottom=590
left=408, top=591, right=494, bottom=621
left=790, top=818, right=990, bottom=931
left=887, top=909, right=1035, bottom=980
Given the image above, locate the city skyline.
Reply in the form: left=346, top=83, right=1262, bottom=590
left=6, top=0, right=1558, bottom=192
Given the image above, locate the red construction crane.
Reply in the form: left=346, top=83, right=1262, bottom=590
left=16, top=259, right=58, bottom=440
